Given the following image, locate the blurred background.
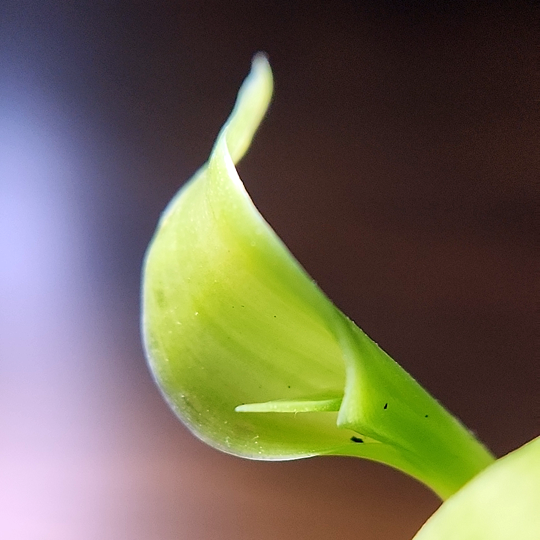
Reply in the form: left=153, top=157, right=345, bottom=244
left=0, top=1, right=537, bottom=538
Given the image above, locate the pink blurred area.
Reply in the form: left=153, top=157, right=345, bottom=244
left=0, top=2, right=537, bottom=539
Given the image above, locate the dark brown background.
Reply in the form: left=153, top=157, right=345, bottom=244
left=1, top=1, right=537, bottom=539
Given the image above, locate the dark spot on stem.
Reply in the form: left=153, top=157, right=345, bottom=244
left=425, top=414, right=429, bottom=418
left=383, top=403, right=388, bottom=409
left=351, top=436, right=364, bottom=443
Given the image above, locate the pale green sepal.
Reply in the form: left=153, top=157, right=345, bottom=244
left=142, top=55, right=494, bottom=495
left=413, top=437, right=540, bottom=540
left=142, top=55, right=353, bottom=460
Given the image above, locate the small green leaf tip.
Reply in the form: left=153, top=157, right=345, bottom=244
left=141, top=54, right=494, bottom=499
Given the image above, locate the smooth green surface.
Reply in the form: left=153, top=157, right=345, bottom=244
left=413, top=437, right=540, bottom=540
left=141, top=55, right=494, bottom=499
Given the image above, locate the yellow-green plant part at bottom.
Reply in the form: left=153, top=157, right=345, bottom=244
left=141, top=54, right=494, bottom=500
left=413, top=436, right=540, bottom=540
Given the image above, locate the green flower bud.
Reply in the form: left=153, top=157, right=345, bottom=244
left=141, top=54, right=494, bottom=499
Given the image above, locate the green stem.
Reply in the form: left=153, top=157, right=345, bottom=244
left=334, top=314, right=495, bottom=499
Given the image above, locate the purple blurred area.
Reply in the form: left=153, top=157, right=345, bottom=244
left=0, top=1, right=537, bottom=538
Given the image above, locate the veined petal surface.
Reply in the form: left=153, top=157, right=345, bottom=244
left=142, top=55, right=353, bottom=459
